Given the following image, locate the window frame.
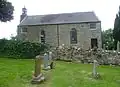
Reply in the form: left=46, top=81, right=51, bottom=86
left=90, top=23, right=96, bottom=29
left=21, top=27, right=27, bottom=33
left=70, top=28, right=77, bottom=44
left=40, top=30, right=46, bottom=44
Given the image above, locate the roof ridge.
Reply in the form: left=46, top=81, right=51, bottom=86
left=19, top=11, right=100, bottom=26
left=28, top=11, right=94, bottom=17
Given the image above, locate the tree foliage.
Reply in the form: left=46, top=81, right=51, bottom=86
left=0, top=0, right=14, bottom=22
left=102, top=29, right=114, bottom=50
left=113, top=6, right=120, bottom=49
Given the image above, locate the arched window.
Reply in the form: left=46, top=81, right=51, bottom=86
left=41, top=30, right=45, bottom=43
left=70, top=28, right=77, bottom=44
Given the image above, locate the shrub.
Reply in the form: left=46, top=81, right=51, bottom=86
left=0, top=39, right=48, bottom=59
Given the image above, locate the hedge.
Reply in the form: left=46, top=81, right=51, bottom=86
left=0, top=39, right=48, bottom=59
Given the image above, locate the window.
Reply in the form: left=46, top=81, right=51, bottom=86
left=21, top=28, right=27, bottom=33
left=70, top=28, right=77, bottom=44
left=41, top=30, right=45, bottom=44
left=81, top=24, right=84, bottom=27
left=90, top=23, right=96, bottom=29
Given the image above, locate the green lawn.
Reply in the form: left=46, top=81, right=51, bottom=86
left=0, top=58, right=120, bottom=87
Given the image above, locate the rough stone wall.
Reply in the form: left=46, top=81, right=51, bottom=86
left=51, top=46, right=120, bottom=66
left=17, top=25, right=58, bottom=47
left=17, top=26, right=39, bottom=42
left=25, top=26, right=39, bottom=42
left=89, top=22, right=102, bottom=48
left=17, top=22, right=101, bottom=49
left=58, top=22, right=101, bottom=49
left=42, top=25, right=58, bottom=47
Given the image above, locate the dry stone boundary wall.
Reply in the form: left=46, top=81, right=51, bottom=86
left=50, top=45, right=120, bottom=66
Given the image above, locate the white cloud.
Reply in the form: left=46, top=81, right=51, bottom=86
left=0, top=0, right=119, bottom=39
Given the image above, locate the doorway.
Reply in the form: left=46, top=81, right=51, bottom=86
left=91, top=38, right=98, bottom=48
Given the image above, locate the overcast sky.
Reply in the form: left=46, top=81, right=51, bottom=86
left=0, top=0, right=120, bottom=39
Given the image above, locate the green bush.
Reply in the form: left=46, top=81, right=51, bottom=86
left=0, top=39, right=48, bottom=59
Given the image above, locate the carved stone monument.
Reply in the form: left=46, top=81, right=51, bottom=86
left=31, top=55, right=45, bottom=84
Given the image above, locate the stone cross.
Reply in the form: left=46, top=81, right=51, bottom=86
left=93, top=60, right=97, bottom=77
left=31, top=55, right=45, bottom=84
left=43, top=53, right=50, bottom=70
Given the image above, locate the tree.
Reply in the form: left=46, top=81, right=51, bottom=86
left=102, top=29, right=114, bottom=50
left=0, top=0, right=14, bottom=22
left=113, top=6, right=120, bottom=50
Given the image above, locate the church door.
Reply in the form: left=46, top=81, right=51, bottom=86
left=91, top=38, right=98, bottom=48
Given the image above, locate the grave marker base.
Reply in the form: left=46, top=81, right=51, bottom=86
left=31, top=73, right=45, bottom=84
left=43, top=66, right=51, bottom=70
left=92, top=72, right=101, bottom=79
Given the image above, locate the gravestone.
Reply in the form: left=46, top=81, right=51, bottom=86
left=49, top=52, right=54, bottom=69
left=49, top=52, right=52, bottom=64
left=31, top=55, right=45, bottom=84
left=117, top=41, right=120, bottom=52
left=92, top=59, right=101, bottom=79
left=103, top=44, right=106, bottom=50
left=43, top=53, right=50, bottom=70
left=93, top=60, right=97, bottom=77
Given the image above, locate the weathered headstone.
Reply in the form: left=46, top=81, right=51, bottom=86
left=93, top=60, right=97, bottom=77
left=49, top=52, right=54, bottom=69
left=31, top=55, right=45, bottom=84
left=49, top=52, right=52, bottom=63
left=92, top=60, right=101, bottom=79
left=43, top=53, right=50, bottom=70
left=117, top=41, right=120, bottom=52
left=103, top=44, right=106, bottom=50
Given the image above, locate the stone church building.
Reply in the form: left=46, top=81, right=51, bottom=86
left=17, top=7, right=102, bottom=50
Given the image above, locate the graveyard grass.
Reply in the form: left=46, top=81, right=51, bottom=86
left=0, top=58, right=120, bottom=87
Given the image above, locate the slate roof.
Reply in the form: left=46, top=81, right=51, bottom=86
left=19, top=11, right=100, bottom=26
